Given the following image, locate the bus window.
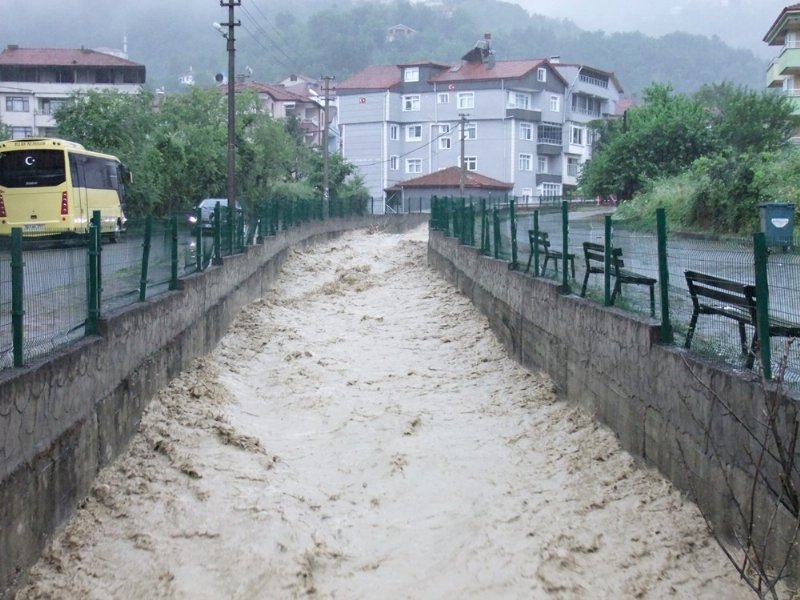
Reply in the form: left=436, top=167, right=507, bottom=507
left=0, top=149, right=66, bottom=188
left=69, top=153, right=120, bottom=190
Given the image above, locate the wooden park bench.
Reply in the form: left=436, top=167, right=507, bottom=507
left=683, top=270, right=753, bottom=358
left=523, top=230, right=576, bottom=279
left=580, top=242, right=657, bottom=317
left=683, top=270, right=800, bottom=368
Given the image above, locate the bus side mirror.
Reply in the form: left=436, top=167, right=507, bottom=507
left=120, top=165, right=132, bottom=184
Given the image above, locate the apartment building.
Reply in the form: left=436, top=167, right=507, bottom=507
left=765, top=3, right=800, bottom=124
left=0, top=44, right=145, bottom=139
left=233, top=81, right=325, bottom=147
left=336, top=35, right=622, bottom=204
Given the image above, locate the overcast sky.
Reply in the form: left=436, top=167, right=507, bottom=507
left=512, top=0, right=787, bottom=57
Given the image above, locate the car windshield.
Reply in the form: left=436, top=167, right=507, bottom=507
left=199, top=199, right=226, bottom=209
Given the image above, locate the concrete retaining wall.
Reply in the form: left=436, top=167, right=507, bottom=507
left=0, top=214, right=427, bottom=598
left=428, top=229, right=800, bottom=580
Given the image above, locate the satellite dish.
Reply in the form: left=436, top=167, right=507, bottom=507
left=215, top=73, right=225, bottom=83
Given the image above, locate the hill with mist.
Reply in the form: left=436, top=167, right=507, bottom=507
left=0, top=0, right=769, bottom=96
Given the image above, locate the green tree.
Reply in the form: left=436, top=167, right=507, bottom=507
left=580, top=83, right=713, bottom=200
left=694, top=82, right=793, bottom=153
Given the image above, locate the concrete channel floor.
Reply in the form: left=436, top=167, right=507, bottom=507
left=16, top=224, right=756, bottom=599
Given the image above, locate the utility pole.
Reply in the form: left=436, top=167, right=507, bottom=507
left=321, top=75, right=334, bottom=219
left=219, top=0, right=240, bottom=211
left=459, top=113, right=468, bottom=197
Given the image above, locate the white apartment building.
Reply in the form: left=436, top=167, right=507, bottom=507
left=0, top=45, right=145, bottom=139
left=336, top=35, right=623, bottom=203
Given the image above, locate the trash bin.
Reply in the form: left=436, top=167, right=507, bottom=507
left=759, top=202, right=796, bottom=248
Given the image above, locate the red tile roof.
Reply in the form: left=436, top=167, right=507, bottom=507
left=0, top=46, right=143, bottom=67
left=386, top=166, right=513, bottom=191
left=336, top=65, right=404, bottom=90
left=432, top=59, right=544, bottom=83
left=763, top=4, right=800, bottom=44
left=232, top=81, right=318, bottom=104
left=338, top=59, right=569, bottom=90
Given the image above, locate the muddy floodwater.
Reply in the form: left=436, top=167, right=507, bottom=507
left=16, top=224, right=752, bottom=599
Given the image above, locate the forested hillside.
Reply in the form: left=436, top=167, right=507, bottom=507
left=1, top=0, right=769, bottom=96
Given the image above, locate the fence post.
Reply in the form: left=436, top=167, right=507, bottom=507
left=656, top=208, right=673, bottom=343
left=195, top=207, right=203, bottom=271
left=561, top=200, right=571, bottom=294
left=510, top=199, right=518, bottom=270
left=139, top=214, right=153, bottom=302
left=480, top=199, right=487, bottom=254
left=10, top=228, right=24, bottom=367
left=170, top=216, right=178, bottom=290
left=467, top=201, right=475, bottom=246
left=87, top=210, right=101, bottom=336
left=533, top=210, right=540, bottom=276
left=603, top=215, right=612, bottom=306
left=754, top=232, right=772, bottom=380
left=493, top=206, right=501, bottom=259
left=213, top=202, right=222, bottom=262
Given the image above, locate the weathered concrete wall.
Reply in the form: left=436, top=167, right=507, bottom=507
left=0, top=214, right=426, bottom=599
left=428, top=229, right=800, bottom=579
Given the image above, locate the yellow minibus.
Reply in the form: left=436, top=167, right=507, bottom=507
left=0, top=137, right=130, bottom=241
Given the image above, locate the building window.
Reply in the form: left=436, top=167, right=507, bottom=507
left=457, top=92, right=474, bottom=110
left=39, top=98, right=66, bottom=115
left=406, top=158, right=422, bottom=173
left=406, top=125, right=422, bottom=141
left=518, top=153, right=533, bottom=171
left=390, top=124, right=399, bottom=140
left=464, top=122, right=477, bottom=140
left=570, top=125, right=585, bottom=146
left=440, top=137, right=451, bottom=150
left=10, top=126, right=33, bottom=139
left=459, top=156, right=477, bottom=171
left=537, top=67, right=547, bottom=82
left=537, top=156, right=548, bottom=173
left=519, top=122, right=533, bottom=141
left=511, top=92, right=530, bottom=109
left=389, top=155, right=399, bottom=170
left=521, top=188, right=534, bottom=203
left=404, top=67, right=419, bottom=82
left=567, top=157, right=580, bottom=177
left=572, top=95, right=601, bottom=117
left=5, top=96, right=30, bottom=112
left=438, top=93, right=449, bottom=104
left=403, top=95, right=420, bottom=111
left=541, top=182, right=561, bottom=197
left=538, top=122, right=562, bottom=145
left=550, top=95, right=560, bottom=112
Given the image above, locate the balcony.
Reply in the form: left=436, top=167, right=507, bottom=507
left=767, top=59, right=784, bottom=88
left=778, top=46, right=800, bottom=77
left=536, top=173, right=562, bottom=185
left=505, top=107, right=541, bottom=122
left=537, top=143, right=562, bottom=155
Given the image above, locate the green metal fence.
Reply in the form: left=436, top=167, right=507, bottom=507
left=430, top=195, right=800, bottom=387
left=0, top=196, right=370, bottom=370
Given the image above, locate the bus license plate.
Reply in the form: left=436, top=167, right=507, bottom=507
left=23, top=224, right=45, bottom=231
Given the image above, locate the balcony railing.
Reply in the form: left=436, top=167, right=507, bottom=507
left=579, top=73, right=609, bottom=88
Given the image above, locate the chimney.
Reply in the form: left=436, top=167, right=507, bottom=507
left=550, top=55, right=561, bottom=64
left=7, top=44, right=19, bottom=51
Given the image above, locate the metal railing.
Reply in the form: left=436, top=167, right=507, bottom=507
left=430, top=196, right=800, bottom=386
left=0, top=196, right=373, bottom=370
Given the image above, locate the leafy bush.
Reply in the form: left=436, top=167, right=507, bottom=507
left=614, top=172, right=699, bottom=229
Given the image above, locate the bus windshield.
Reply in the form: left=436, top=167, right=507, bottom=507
left=0, top=149, right=66, bottom=188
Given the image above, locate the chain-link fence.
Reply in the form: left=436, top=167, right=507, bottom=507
left=431, top=196, right=800, bottom=387
left=0, top=196, right=374, bottom=370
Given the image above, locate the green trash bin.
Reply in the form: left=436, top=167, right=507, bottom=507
left=758, top=202, right=796, bottom=248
